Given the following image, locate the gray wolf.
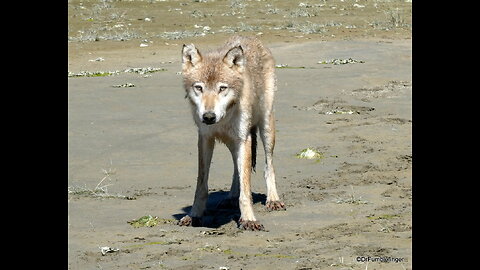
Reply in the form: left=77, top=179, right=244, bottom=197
left=178, top=35, right=285, bottom=231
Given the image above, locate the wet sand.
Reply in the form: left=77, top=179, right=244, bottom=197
left=68, top=1, right=411, bottom=269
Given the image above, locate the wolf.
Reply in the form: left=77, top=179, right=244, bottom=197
left=178, top=35, right=285, bottom=231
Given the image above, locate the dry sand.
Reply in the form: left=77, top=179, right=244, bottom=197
left=68, top=1, right=411, bottom=269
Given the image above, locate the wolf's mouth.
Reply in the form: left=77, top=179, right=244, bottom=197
left=203, top=120, right=216, bottom=125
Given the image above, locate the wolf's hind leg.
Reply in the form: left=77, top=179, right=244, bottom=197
left=259, top=112, right=286, bottom=211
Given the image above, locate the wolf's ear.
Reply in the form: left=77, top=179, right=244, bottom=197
left=182, top=44, right=202, bottom=68
left=223, top=46, right=245, bottom=71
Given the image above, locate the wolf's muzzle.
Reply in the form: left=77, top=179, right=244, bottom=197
left=202, top=112, right=216, bottom=125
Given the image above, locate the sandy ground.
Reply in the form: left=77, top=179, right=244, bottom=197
left=68, top=1, right=411, bottom=269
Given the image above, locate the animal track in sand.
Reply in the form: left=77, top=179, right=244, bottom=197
left=348, top=80, right=411, bottom=102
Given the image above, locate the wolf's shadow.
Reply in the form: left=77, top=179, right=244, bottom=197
left=172, top=191, right=266, bottom=228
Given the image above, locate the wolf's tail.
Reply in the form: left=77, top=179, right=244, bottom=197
left=251, top=126, right=257, bottom=173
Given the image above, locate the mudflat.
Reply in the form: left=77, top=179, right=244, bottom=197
left=68, top=1, right=411, bottom=269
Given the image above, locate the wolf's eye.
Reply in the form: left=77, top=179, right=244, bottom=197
left=194, top=85, right=203, bottom=92
left=219, top=86, right=228, bottom=92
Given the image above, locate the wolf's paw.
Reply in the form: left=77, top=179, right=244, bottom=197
left=239, top=218, right=265, bottom=231
left=266, top=200, right=286, bottom=211
left=178, top=215, right=202, bottom=227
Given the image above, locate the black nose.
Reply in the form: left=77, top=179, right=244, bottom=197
left=202, top=112, right=216, bottom=125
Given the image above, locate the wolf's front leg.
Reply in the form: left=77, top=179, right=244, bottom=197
left=179, top=134, right=214, bottom=227
left=236, top=135, right=264, bottom=231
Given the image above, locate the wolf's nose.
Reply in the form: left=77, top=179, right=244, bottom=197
left=203, top=112, right=216, bottom=125
left=202, top=112, right=216, bottom=125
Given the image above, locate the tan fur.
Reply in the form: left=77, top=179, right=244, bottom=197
left=179, top=36, right=285, bottom=231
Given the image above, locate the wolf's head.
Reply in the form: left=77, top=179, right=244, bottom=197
left=182, top=43, right=245, bottom=125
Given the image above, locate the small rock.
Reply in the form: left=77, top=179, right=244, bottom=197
left=99, top=246, right=119, bottom=256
